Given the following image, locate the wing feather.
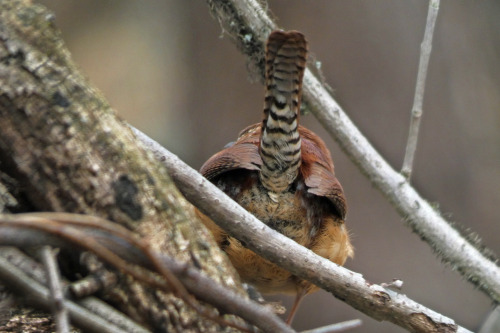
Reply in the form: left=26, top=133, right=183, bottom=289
left=300, top=127, right=347, bottom=219
left=200, top=124, right=347, bottom=219
left=200, top=124, right=262, bottom=180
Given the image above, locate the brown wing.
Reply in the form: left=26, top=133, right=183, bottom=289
left=200, top=124, right=347, bottom=218
left=299, top=126, right=347, bottom=219
left=200, top=123, right=262, bottom=180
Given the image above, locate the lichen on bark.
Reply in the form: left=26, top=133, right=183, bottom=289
left=0, top=0, right=244, bottom=331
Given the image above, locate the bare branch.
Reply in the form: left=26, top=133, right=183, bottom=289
left=479, top=306, right=500, bottom=333
left=40, top=246, right=70, bottom=333
left=301, top=319, right=362, bottom=333
left=0, top=247, right=150, bottom=333
left=132, top=127, right=472, bottom=333
left=0, top=214, right=294, bottom=333
left=401, top=0, right=441, bottom=179
left=0, top=248, right=142, bottom=333
left=204, top=0, right=500, bottom=303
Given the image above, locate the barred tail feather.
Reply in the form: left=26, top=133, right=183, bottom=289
left=260, top=31, right=307, bottom=194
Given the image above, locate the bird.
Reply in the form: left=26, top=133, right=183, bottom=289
left=196, top=30, right=353, bottom=324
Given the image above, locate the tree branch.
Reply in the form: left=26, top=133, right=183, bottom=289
left=0, top=214, right=364, bottom=333
left=0, top=247, right=142, bottom=333
left=0, top=214, right=294, bottom=333
left=40, top=246, right=70, bottom=333
left=401, top=0, right=440, bottom=179
left=204, top=0, right=500, bottom=304
left=301, top=320, right=362, bottom=333
left=133, top=127, right=472, bottom=333
left=0, top=0, right=496, bottom=331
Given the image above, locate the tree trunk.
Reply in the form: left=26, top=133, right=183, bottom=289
left=0, top=0, right=243, bottom=331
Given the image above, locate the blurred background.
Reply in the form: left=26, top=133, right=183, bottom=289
left=37, top=1, right=500, bottom=332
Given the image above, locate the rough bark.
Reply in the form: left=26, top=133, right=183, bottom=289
left=0, top=1, right=244, bottom=332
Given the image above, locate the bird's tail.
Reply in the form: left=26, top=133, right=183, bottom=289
left=259, top=30, right=307, bottom=194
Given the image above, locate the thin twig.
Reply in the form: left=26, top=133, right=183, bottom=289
left=0, top=250, right=146, bottom=333
left=132, top=127, right=472, bottom=333
left=51, top=214, right=290, bottom=333
left=75, top=297, right=150, bottom=333
left=10, top=217, right=257, bottom=333
left=401, top=0, right=441, bottom=179
left=0, top=214, right=295, bottom=333
left=0, top=247, right=150, bottom=333
left=69, top=269, right=117, bottom=298
left=204, top=0, right=500, bottom=304
left=40, top=246, right=70, bottom=333
left=301, top=319, right=362, bottom=333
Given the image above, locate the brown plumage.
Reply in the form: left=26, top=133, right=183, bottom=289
left=197, top=30, right=353, bottom=324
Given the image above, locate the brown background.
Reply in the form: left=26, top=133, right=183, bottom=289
left=37, top=1, right=500, bottom=332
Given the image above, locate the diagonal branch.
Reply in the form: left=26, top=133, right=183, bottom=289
left=133, top=127, right=472, bottom=333
left=204, top=0, right=500, bottom=303
left=40, top=246, right=70, bottom=333
left=301, top=320, right=362, bottom=333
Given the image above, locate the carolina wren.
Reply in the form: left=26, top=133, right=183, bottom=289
left=197, top=30, right=353, bottom=324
